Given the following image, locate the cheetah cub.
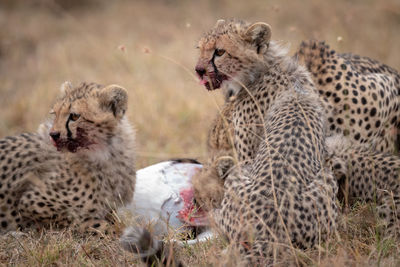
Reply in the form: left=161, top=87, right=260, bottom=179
left=193, top=19, right=338, bottom=265
left=0, top=82, right=136, bottom=234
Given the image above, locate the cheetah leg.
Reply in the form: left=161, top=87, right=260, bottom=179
left=18, top=187, right=114, bottom=235
left=377, top=190, right=400, bottom=239
left=17, top=188, right=72, bottom=229
left=16, top=173, right=74, bottom=229
left=0, top=175, right=30, bottom=232
left=326, top=136, right=400, bottom=238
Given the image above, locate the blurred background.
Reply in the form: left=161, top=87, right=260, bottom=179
left=1, top=0, right=399, bottom=167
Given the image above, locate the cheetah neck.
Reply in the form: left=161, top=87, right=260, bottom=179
left=79, top=117, right=136, bottom=165
left=229, top=41, right=315, bottom=100
left=262, top=41, right=315, bottom=92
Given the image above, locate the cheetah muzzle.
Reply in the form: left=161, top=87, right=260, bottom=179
left=51, top=127, right=95, bottom=153
left=196, top=66, right=229, bottom=90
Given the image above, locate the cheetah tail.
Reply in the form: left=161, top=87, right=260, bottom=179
left=120, top=226, right=183, bottom=267
left=120, top=226, right=162, bottom=258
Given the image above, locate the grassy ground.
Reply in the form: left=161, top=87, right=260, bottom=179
left=1, top=0, right=400, bottom=265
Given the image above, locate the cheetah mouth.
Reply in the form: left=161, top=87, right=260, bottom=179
left=52, top=128, right=95, bottom=153
left=199, top=72, right=228, bottom=91
left=177, top=187, right=209, bottom=226
left=53, top=138, right=95, bottom=153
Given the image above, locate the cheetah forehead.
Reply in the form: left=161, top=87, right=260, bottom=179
left=198, top=19, right=249, bottom=49
left=52, top=82, right=107, bottom=117
left=199, top=35, right=236, bottom=52
left=57, top=82, right=103, bottom=102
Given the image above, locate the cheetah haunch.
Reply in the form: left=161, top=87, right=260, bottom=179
left=0, top=82, right=136, bottom=234
left=297, top=40, right=400, bottom=153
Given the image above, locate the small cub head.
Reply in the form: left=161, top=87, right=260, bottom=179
left=49, top=82, right=128, bottom=153
left=195, top=19, right=272, bottom=91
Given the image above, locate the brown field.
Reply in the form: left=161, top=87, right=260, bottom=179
left=1, top=0, right=400, bottom=266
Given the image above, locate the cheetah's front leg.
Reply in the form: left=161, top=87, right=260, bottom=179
left=17, top=185, right=72, bottom=229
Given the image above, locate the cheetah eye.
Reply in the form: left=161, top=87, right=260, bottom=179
left=49, top=110, right=55, bottom=115
left=69, top=113, right=80, bottom=121
left=214, top=49, right=225, bottom=57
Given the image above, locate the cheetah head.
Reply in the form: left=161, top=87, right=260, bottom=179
left=195, top=19, right=272, bottom=95
left=48, top=82, right=128, bottom=153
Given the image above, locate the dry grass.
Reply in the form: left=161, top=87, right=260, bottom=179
left=0, top=230, right=140, bottom=266
left=1, top=0, right=400, bottom=265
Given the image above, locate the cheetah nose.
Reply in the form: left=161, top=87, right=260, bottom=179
left=49, top=131, right=60, bottom=141
left=195, top=66, right=206, bottom=78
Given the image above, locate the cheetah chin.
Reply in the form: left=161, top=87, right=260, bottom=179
left=198, top=71, right=229, bottom=91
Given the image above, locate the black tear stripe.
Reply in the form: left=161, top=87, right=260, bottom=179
left=211, top=51, right=219, bottom=75
left=66, top=115, right=73, bottom=139
left=110, top=101, right=117, bottom=117
left=211, top=50, right=232, bottom=75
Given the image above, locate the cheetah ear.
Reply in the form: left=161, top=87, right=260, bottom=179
left=243, top=22, right=272, bottom=54
left=214, top=19, right=225, bottom=28
left=99, top=85, right=128, bottom=119
left=59, top=81, right=73, bottom=96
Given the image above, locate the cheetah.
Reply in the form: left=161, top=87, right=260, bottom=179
left=0, top=82, right=136, bottom=234
left=296, top=41, right=400, bottom=228
left=285, top=40, right=400, bottom=237
left=192, top=19, right=338, bottom=264
left=296, top=40, right=400, bottom=153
